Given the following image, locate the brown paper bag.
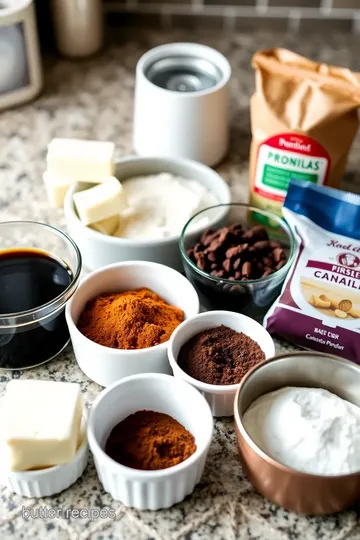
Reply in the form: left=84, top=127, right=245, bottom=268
left=249, top=48, right=360, bottom=222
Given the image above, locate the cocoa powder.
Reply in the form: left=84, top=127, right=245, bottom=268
left=177, top=325, right=265, bottom=385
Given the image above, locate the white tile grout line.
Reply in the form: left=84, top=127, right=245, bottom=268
left=224, top=7, right=236, bottom=33
left=192, top=0, right=204, bottom=13
left=104, top=3, right=358, bottom=19
left=321, top=0, right=333, bottom=15
left=353, top=12, right=360, bottom=34
left=288, top=8, right=301, bottom=33
left=256, top=0, right=268, bottom=15
left=161, top=8, right=172, bottom=30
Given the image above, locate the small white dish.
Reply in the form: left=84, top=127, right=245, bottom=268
left=64, top=156, right=230, bottom=272
left=66, top=261, right=200, bottom=387
left=168, top=311, right=275, bottom=417
left=87, top=373, right=213, bottom=510
left=0, top=411, right=88, bottom=498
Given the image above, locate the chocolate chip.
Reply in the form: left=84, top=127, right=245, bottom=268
left=207, top=251, right=217, bottom=262
left=211, top=269, right=224, bottom=278
left=275, top=260, right=286, bottom=270
left=253, top=240, right=271, bottom=251
left=222, top=259, right=232, bottom=273
left=242, top=262, right=252, bottom=277
left=233, top=258, right=241, bottom=270
left=207, top=240, right=223, bottom=253
left=273, top=248, right=285, bottom=262
left=194, top=243, right=204, bottom=254
left=251, top=225, right=268, bottom=239
left=263, top=257, right=273, bottom=267
left=189, top=222, right=288, bottom=281
left=196, top=253, right=207, bottom=271
left=226, top=246, right=241, bottom=259
left=200, top=229, right=214, bottom=244
left=270, top=240, right=282, bottom=249
left=203, top=231, right=220, bottom=247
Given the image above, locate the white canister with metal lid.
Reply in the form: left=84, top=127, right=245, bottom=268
left=133, top=43, right=231, bottom=168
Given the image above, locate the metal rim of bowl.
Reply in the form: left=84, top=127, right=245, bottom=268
left=138, top=42, right=232, bottom=98
left=0, top=220, right=82, bottom=327
left=179, top=203, right=296, bottom=286
left=233, top=351, right=360, bottom=480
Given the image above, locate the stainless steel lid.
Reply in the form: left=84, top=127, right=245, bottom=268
left=145, top=55, right=222, bottom=92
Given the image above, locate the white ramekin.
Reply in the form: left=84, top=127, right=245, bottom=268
left=87, top=373, right=213, bottom=510
left=64, top=156, right=230, bottom=273
left=0, top=411, right=88, bottom=497
left=168, top=311, right=275, bottom=417
left=66, top=261, right=200, bottom=387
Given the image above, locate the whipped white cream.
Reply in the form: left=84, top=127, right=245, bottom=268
left=113, top=173, right=218, bottom=240
left=243, top=386, right=360, bottom=476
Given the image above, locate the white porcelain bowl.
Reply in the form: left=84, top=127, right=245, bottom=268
left=87, top=373, right=213, bottom=510
left=0, top=411, right=88, bottom=498
left=168, top=311, right=275, bottom=417
left=64, top=156, right=230, bottom=272
left=66, top=261, right=200, bottom=387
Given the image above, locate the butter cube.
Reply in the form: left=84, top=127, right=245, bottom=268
left=47, top=138, right=115, bottom=183
left=89, top=214, right=120, bottom=235
left=73, top=177, right=127, bottom=226
left=43, top=170, right=72, bottom=208
left=3, top=380, right=83, bottom=471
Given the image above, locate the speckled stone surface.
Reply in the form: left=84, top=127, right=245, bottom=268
left=1, top=28, right=360, bottom=540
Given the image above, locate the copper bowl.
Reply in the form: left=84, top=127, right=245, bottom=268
left=234, top=352, right=360, bottom=515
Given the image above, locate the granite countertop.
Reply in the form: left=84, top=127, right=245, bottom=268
left=1, top=28, right=360, bottom=540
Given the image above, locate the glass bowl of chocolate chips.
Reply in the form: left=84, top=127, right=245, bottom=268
left=179, top=204, right=296, bottom=321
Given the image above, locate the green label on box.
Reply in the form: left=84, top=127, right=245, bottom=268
left=262, top=164, right=318, bottom=191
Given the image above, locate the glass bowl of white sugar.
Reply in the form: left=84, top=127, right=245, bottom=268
left=234, top=351, right=360, bottom=515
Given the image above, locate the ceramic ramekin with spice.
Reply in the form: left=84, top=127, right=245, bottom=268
left=234, top=352, right=360, bottom=515
left=66, top=261, right=200, bottom=386
left=87, top=373, right=213, bottom=510
left=168, top=310, right=275, bottom=417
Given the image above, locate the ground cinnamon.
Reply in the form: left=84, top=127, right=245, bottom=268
left=105, top=410, right=196, bottom=470
left=77, top=287, right=184, bottom=349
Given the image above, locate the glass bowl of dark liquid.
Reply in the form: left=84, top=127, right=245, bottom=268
left=0, top=221, right=82, bottom=370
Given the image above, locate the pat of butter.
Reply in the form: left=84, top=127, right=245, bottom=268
left=89, top=214, right=120, bottom=235
left=43, top=170, right=72, bottom=208
left=3, top=380, right=83, bottom=472
left=73, top=177, right=127, bottom=226
left=47, top=138, right=115, bottom=183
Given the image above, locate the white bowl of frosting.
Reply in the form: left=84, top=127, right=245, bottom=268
left=64, top=156, right=230, bottom=272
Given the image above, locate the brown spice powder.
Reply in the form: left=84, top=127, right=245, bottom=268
left=177, top=325, right=265, bottom=385
left=105, top=410, right=196, bottom=470
left=77, top=287, right=184, bottom=350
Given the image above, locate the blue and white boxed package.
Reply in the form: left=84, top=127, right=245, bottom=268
left=264, top=179, right=360, bottom=363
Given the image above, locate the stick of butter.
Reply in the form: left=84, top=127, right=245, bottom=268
left=73, top=177, right=127, bottom=226
left=3, top=380, right=83, bottom=472
left=89, top=214, right=120, bottom=235
left=43, top=170, right=72, bottom=208
left=47, top=138, right=115, bottom=183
